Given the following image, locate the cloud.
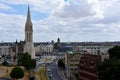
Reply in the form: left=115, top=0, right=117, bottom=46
left=0, top=3, right=12, bottom=10
left=0, top=13, right=26, bottom=41
left=0, top=0, right=120, bottom=42
left=52, top=0, right=103, bottom=20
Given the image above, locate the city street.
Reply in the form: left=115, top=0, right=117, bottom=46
left=47, top=60, right=63, bottom=80
left=47, top=57, right=68, bottom=80
left=34, top=51, right=67, bottom=80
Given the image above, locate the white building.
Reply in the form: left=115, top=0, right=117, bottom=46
left=0, top=46, right=10, bottom=55
left=35, top=44, right=54, bottom=56
left=74, top=46, right=113, bottom=55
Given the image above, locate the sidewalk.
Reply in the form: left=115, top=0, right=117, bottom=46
left=57, top=68, right=69, bottom=80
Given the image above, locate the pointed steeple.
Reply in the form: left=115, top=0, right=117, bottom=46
left=27, top=5, right=31, bottom=23
left=25, top=5, right=33, bottom=32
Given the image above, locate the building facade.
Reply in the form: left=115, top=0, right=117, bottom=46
left=78, top=54, right=109, bottom=80
left=35, top=43, right=54, bottom=56
left=24, top=6, right=35, bottom=59
left=65, top=51, right=83, bottom=79
left=74, top=46, right=113, bottom=55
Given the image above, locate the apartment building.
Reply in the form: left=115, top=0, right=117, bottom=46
left=78, top=54, right=109, bottom=80
left=65, top=51, right=83, bottom=78
left=74, top=46, right=113, bottom=55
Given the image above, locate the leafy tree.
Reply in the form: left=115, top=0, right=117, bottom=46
left=96, top=59, right=111, bottom=80
left=18, top=53, right=36, bottom=77
left=10, top=67, right=24, bottom=80
left=108, top=46, right=120, bottom=59
left=96, top=46, right=120, bottom=80
left=58, top=59, right=65, bottom=69
left=19, top=53, right=36, bottom=70
left=30, top=59, right=36, bottom=69
left=2, top=60, right=9, bottom=72
left=2, top=60, right=9, bottom=66
left=97, top=59, right=120, bottom=80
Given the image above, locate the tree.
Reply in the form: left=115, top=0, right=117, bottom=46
left=108, top=46, right=120, bottom=59
left=18, top=53, right=36, bottom=78
left=19, top=53, right=36, bottom=70
left=2, top=60, right=9, bottom=72
left=96, top=46, right=120, bottom=80
left=30, top=59, right=36, bottom=70
left=10, top=67, right=24, bottom=80
left=2, top=60, right=9, bottom=66
left=96, top=59, right=120, bottom=80
left=58, top=59, right=65, bottom=69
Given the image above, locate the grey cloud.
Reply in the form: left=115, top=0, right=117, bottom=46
left=53, top=0, right=103, bottom=19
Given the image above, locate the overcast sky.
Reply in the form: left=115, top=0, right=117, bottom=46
left=0, top=0, right=120, bottom=42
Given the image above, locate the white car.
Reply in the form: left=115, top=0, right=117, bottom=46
left=48, top=69, right=51, bottom=72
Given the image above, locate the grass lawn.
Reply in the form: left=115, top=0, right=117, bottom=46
left=0, top=66, right=29, bottom=80
left=0, top=65, right=48, bottom=80
left=35, top=64, right=48, bottom=80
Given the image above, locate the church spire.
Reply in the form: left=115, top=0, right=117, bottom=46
left=24, top=5, right=35, bottom=59
left=25, top=5, right=33, bottom=32
left=27, top=5, right=31, bottom=23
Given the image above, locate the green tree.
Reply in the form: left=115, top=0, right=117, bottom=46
left=10, top=67, right=24, bottom=80
left=108, top=46, right=120, bottom=59
left=2, top=60, right=9, bottom=72
left=18, top=53, right=36, bottom=78
left=97, top=46, right=120, bottom=80
left=30, top=59, right=36, bottom=69
left=96, top=59, right=120, bottom=80
left=19, top=53, right=36, bottom=70
left=2, top=60, right=9, bottom=66
left=58, top=59, right=65, bottom=69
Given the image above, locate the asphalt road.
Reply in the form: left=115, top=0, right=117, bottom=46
left=34, top=51, right=67, bottom=80
left=47, top=61, right=63, bottom=80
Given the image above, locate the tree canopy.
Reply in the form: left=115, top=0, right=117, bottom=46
left=108, top=46, right=120, bottom=59
left=18, top=53, right=36, bottom=70
left=97, top=46, right=120, bottom=80
left=97, top=59, right=120, bottom=80
left=10, top=67, right=24, bottom=80
left=58, top=59, right=65, bottom=69
left=2, top=60, right=9, bottom=66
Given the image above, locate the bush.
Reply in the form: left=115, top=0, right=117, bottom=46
left=10, top=67, right=24, bottom=80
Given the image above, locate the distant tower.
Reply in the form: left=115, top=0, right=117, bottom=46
left=57, top=38, right=60, bottom=43
left=24, top=5, right=35, bottom=59
left=57, top=38, right=61, bottom=48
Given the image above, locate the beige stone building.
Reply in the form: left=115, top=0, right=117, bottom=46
left=0, top=46, right=10, bottom=55
left=35, top=43, right=54, bottom=56
left=24, top=6, right=35, bottom=59
left=65, top=51, right=83, bottom=77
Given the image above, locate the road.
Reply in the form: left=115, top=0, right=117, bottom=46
left=47, top=59, right=68, bottom=80
left=34, top=51, right=67, bottom=80
left=47, top=60, right=63, bottom=80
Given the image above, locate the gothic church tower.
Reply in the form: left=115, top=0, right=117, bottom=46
left=24, top=5, right=35, bottom=59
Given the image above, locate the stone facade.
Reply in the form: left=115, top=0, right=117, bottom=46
left=24, top=5, right=35, bottom=59
left=65, top=51, right=83, bottom=78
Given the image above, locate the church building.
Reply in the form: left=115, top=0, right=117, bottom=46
left=24, top=5, right=35, bottom=59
